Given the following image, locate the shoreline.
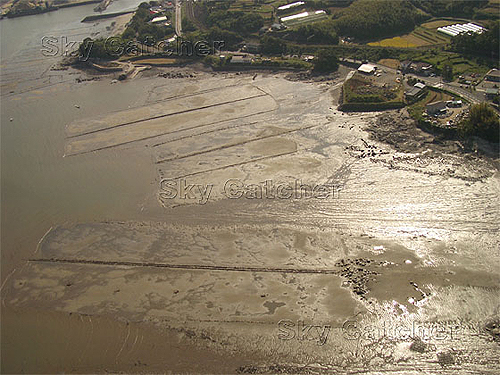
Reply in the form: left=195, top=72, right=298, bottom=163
left=68, top=56, right=500, bottom=158
left=1, top=0, right=131, bottom=19
left=1, top=0, right=101, bottom=19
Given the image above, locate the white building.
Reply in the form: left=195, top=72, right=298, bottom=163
left=277, top=1, right=305, bottom=11
left=280, top=10, right=326, bottom=23
left=358, top=63, right=376, bottom=74
left=151, top=15, right=169, bottom=24
left=437, top=23, right=485, bottom=37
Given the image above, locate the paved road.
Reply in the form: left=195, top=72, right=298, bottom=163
left=175, top=0, right=182, bottom=36
left=408, top=74, right=485, bottom=104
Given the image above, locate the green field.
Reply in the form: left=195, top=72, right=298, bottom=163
left=224, top=0, right=332, bottom=25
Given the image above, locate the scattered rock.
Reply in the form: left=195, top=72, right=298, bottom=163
left=335, top=258, right=377, bottom=298
left=158, top=71, right=196, bottom=79
left=484, top=320, right=500, bottom=341
left=437, top=350, right=456, bottom=366
left=409, top=337, right=428, bottom=353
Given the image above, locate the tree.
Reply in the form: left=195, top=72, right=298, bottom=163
left=259, top=35, right=286, bottom=55
left=313, top=48, right=339, bottom=73
left=292, top=20, right=339, bottom=45
left=205, top=27, right=242, bottom=50
left=460, top=103, right=499, bottom=142
left=450, top=22, right=499, bottom=60
left=410, top=0, right=488, bottom=17
left=442, top=61, right=453, bottom=81
left=332, top=0, right=427, bottom=40
left=182, top=17, right=196, bottom=32
left=206, top=10, right=263, bottom=34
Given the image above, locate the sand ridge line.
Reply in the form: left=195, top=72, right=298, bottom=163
left=151, top=120, right=261, bottom=148
left=64, top=109, right=276, bottom=157
left=28, top=257, right=341, bottom=274
left=66, top=93, right=269, bottom=139
left=162, top=149, right=298, bottom=180
left=155, top=122, right=325, bottom=164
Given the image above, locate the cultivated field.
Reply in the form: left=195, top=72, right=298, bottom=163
left=368, top=16, right=474, bottom=48
left=368, top=36, right=418, bottom=48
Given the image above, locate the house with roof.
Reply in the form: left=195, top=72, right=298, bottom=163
left=486, top=69, right=500, bottom=82
left=400, top=60, right=412, bottom=74
left=357, top=63, right=376, bottom=75
left=486, top=88, right=499, bottom=100
left=230, top=55, right=252, bottom=64
left=426, top=101, right=447, bottom=115
left=401, top=61, right=433, bottom=76
left=405, top=82, right=426, bottom=102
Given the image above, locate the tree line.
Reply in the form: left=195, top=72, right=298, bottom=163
left=409, top=0, right=489, bottom=18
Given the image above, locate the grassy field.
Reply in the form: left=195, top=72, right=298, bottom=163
left=377, top=53, right=489, bottom=79
left=341, top=73, right=405, bottom=111
left=225, top=0, right=334, bottom=25
left=402, top=50, right=490, bottom=77
left=421, top=19, right=461, bottom=29
left=367, top=16, right=476, bottom=49
left=412, top=26, right=450, bottom=43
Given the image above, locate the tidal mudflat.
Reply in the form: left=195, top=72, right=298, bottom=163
left=2, top=67, right=499, bottom=373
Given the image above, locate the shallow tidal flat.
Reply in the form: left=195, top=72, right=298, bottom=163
left=3, top=72, right=500, bottom=373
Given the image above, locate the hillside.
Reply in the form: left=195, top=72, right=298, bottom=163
left=332, top=0, right=428, bottom=40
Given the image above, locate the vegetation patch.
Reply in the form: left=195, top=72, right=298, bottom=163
left=340, top=73, right=404, bottom=111
left=333, top=0, right=428, bottom=41
left=378, top=59, right=401, bottom=69
left=421, top=19, right=463, bottom=29
left=459, top=103, right=499, bottom=142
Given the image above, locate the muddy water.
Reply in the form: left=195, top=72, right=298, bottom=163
left=1, top=78, right=160, bottom=275
left=1, top=0, right=151, bottom=280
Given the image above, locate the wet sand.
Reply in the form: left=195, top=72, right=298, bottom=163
left=2, top=67, right=499, bottom=373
